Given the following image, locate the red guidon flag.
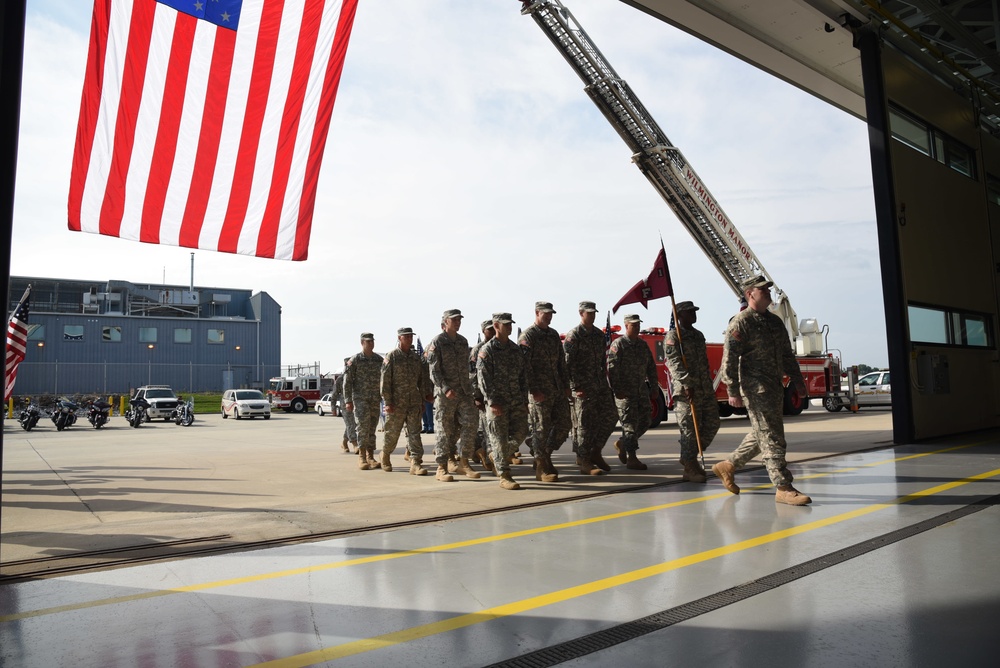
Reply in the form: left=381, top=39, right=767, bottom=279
left=612, top=242, right=674, bottom=313
left=68, top=0, right=358, bottom=261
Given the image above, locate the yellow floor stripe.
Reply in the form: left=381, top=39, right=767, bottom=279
left=0, top=441, right=987, bottom=624
left=252, top=466, right=1000, bottom=667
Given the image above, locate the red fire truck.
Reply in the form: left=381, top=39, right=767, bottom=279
left=527, top=0, right=852, bottom=425
left=267, top=374, right=322, bottom=413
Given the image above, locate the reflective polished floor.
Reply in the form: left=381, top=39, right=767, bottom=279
left=2, top=438, right=998, bottom=667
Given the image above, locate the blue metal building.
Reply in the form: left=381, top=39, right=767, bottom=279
left=6, top=276, right=280, bottom=397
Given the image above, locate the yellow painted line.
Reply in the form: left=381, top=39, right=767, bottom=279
left=253, top=466, right=1000, bottom=667
left=0, top=440, right=988, bottom=623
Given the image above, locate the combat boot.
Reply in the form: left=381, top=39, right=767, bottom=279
left=477, top=449, right=495, bottom=474
left=591, top=448, right=611, bottom=472
left=436, top=466, right=454, bottom=482
left=625, top=452, right=647, bottom=471
left=711, top=460, right=740, bottom=494
left=349, top=440, right=359, bottom=454
left=380, top=450, right=392, bottom=472
left=510, top=448, right=523, bottom=465
left=403, top=450, right=411, bottom=462
left=454, top=457, right=481, bottom=479
left=341, top=436, right=349, bottom=453
left=577, top=455, right=603, bottom=476
left=447, top=456, right=460, bottom=473
left=614, top=439, right=627, bottom=464
left=498, top=472, right=520, bottom=490
left=357, top=450, right=370, bottom=471
left=537, top=451, right=559, bottom=483
left=681, top=459, right=707, bottom=483
left=409, top=458, right=428, bottom=476
left=366, top=448, right=381, bottom=469
left=775, top=484, right=811, bottom=506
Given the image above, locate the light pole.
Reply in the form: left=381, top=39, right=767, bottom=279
left=147, top=344, right=154, bottom=385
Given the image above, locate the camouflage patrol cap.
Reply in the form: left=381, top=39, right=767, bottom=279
left=397, top=327, right=415, bottom=337
left=442, top=308, right=463, bottom=320
left=675, top=301, right=699, bottom=312
left=360, top=332, right=374, bottom=341
left=578, top=301, right=598, bottom=313
left=623, top=314, right=642, bottom=324
left=741, top=275, right=773, bottom=291
left=481, top=319, right=495, bottom=332
left=492, top=312, right=515, bottom=324
left=534, top=301, right=556, bottom=313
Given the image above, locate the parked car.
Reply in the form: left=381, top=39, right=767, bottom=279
left=221, top=389, right=272, bottom=420
left=856, top=370, right=891, bottom=407
left=132, top=385, right=180, bottom=421
left=315, top=393, right=336, bottom=416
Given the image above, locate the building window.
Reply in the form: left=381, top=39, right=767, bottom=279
left=27, top=324, right=45, bottom=341
left=889, top=107, right=931, bottom=156
left=987, top=173, right=1000, bottom=206
left=102, top=326, right=122, bottom=342
left=63, top=325, right=84, bottom=341
left=174, top=328, right=192, bottom=344
left=889, top=106, right=977, bottom=179
left=908, top=303, right=993, bottom=348
left=208, top=329, right=225, bottom=344
left=139, top=327, right=157, bottom=343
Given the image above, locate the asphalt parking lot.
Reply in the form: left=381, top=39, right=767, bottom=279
left=1, top=403, right=893, bottom=574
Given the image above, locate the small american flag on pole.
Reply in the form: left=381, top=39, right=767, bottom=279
left=5, top=286, right=31, bottom=403
left=68, top=0, right=359, bottom=261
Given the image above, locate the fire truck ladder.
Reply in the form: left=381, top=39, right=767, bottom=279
left=521, top=0, right=799, bottom=337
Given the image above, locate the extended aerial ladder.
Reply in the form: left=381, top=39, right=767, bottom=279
left=519, top=0, right=802, bottom=342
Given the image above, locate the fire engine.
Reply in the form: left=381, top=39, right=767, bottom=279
left=267, top=374, right=322, bottom=413
left=523, top=0, right=854, bottom=422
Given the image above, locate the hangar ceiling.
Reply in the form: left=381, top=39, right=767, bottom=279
left=623, top=0, right=1000, bottom=132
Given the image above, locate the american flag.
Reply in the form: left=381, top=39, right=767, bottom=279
left=5, top=286, right=31, bottom=403
left=68, top=0, right=359, bottom=261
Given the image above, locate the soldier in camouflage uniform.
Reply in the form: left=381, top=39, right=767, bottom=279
left=477, top=312, right=528, bottom=490
left=381, top=327, right=433, bottom=476
left=608, top=314, right=658, bottom=471
left=519, top=301, right=571, bottom=482
left=426, top=309, right=480, bottom=482
left=712, top=276, right=811, bottom=506
left=343, top=332, right=383, bottom=471
left=563, top=301, right=617, bottom=476
left=334, top=359, right=357, bottom=454
left=470, top=319, right=497, bottom=474
left=664, top=301, right=720, bottom=483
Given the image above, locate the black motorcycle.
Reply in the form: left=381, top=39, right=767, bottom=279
left=125, top=397, right=149, bottom=428
left=172, top=396, right=195, bottom=426
left=18, top=400, right=42, bottom=431
left=87, top=399, right=113, bottom=429
left=51, top=397, right=79, bottom=431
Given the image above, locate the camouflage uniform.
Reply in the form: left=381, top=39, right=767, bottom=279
left=427, top=330, right=479, bottom=468
left=478, top=335, right=529, bottom=476
left=563, top=320, right=617, bottom=462
left=344, top=351, right=384, bottom=454
left=664, top=322, right=720, bottom=462
left=608, top=333, right=657, bottom=455
left=334, top=371, right=357, bottom=445
left=719, top=306, right=804, bottom=485
left=519, top=322, right=571, bottom=456
left=381, top=346, right=430, bottom=459
left=469, top=326, right=493, bottom=457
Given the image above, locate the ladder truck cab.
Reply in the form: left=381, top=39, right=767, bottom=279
left=523, top=0, right=853, bottom=417
left=267, top=374, right=322, bottom=413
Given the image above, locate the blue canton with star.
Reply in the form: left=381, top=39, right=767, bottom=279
left=157, top=0, right=243, bottom=30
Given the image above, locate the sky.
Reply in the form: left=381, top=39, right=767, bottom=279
left=11, top=0, right=888, bottom=373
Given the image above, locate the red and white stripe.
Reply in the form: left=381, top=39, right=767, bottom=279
left=69, top=0, right=358, bottom=261
left=5, top=305, right=28, bottom=403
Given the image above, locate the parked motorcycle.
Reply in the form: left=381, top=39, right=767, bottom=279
left=50, top=397, right=79, bottom=431
left=125, top=397, right=149, bottom=428
left=18, top=400, right=42, bottom=431
left=87, top=399, right=113, bottom=429
left=172, top=396, right=195, bottom=426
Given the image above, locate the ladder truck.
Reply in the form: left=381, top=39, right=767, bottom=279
left=520, top=0, right=853, bottom=417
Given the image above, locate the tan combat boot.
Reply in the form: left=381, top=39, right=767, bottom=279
left=614, top=439, right=627, bottom=464
left=380, top=450, right=392, bottom=472
left=357, top=450, right=370, bottom=471
left=447, top=456, right=460, bottom=473
left=537, top=451, right=559, bottom=483
left=455, top=457, right=481, bottom=479
left=681, top=459, right=707, bottom=483
left=510, top=448, right=523, bottom=465
left=775, top=484, right=812, bottom=506
left=711, top=460, right=740, bottom=494
left=403, top=450, right=411, bottom=462
left=577, top=455, right=603, bottom=476
left=341, top=436, right=349, bottom=453
left=436, top=466, right=454, bottom=482
left=477, top=449, right=495, bottom=474
left=409, top=457, right=428, bottom=476
left=626, top=452, right=647, bottom=471
left=591, top=448, right=611, bottom=472
left=349, top=440, right=359, bottom=454
left=366, top=449, right=380, bottom=469
left=499, top=471, right=520, bottom=490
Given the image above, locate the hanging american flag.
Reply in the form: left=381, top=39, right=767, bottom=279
left=68, top=0, right=359, bottom=261
left=5, top=286, right=31, bottom=403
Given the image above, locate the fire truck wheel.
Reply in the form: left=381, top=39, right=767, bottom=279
left=649, top=390, right=667, bottom=428
left=782, top=385, right=807, bottom=416
left=823, top=396, right=844, bottom=412
left=290, top=398, right=307, bottom=413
